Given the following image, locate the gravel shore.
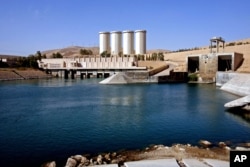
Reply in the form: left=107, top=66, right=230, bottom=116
left=41, top=141, right=250, bottom=167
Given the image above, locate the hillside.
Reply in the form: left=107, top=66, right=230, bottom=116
left=164, top=38, right=250, bottom=72
left=42, top=46, right=99, bottom=58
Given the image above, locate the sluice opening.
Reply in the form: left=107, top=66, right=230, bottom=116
left=188, top=56, right=199, bottom=73
left=218, top=55, right=232, bottom=71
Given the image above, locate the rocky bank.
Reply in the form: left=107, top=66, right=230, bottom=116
left=41, top=140, right=250, bottom=167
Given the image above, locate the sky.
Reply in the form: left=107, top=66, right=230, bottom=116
left=0, top=0, right=250, bottom=56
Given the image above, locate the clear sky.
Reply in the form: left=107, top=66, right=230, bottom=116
left=1, top=0, right=250, bottom=56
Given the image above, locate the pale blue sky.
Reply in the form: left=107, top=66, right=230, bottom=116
left=0, top=0, right=249, bottom=56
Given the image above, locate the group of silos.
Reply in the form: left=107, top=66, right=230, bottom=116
left=99, top=30, right=146, bottom=55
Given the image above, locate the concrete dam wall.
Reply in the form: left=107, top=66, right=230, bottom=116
left=218, top=72, right=250, bottom=109
left=220, top=73, right=250, bottom=96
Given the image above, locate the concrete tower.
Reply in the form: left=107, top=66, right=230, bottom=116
left=122, top=30, right=134, bottom=55
left=111, top=31, right=122, bottom=56
left=135, top=30, right=146, bottom=55
left=99, top=32, right=110, bottom=54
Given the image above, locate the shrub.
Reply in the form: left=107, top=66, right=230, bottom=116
left=188, top=73, right=198, bottom=81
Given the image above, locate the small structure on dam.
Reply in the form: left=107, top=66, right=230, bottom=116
left=187, top=37, right=243, bottom=82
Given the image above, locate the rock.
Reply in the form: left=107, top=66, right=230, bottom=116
left=111, top=152, right=117, bottom=158
left=41, top=161, right=56, bottom=167
left=97, top=154, right=103, bottom=164
left=111, top=159, right=119, bottom=164
left=71, top=155, right=83, bottom=162
left=179, top=148, right=185, bottom=151
left=80, top=156, right=89, bottom=165
left=199, top=140, right=212, bottom=148
left=65, top=158, right=77, bottom=167
left=89, top=159, right=93, bottom=165
left=224, top=146, right=231, bottom=151
left=218, top=142, right=227, bottom=148
left=104, top=153, right=111, bottom=162
left=77, top=163, right=84, bottom=167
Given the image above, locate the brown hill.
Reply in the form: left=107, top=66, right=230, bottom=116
left=42, top=46, right=99, bottom=58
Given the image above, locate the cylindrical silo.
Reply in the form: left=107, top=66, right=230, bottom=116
left=135, top=30, right=146, bottom=55
left=122, top=30, right=134, bottom=55
left=99, top=32, right=110, bottom=54
left=111, top=31, right=122, bottom=56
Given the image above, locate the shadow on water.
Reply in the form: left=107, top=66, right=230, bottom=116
left=225, top=107, right=250, bottom=124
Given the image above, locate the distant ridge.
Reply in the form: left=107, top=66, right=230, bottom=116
left=41, top=46, right=99, bottom=58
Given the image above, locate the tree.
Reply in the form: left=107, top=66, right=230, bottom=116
left=100, top=51, right=110, bottom=57
left=52, top=52, right=63, bottom=58
left=80, top=49, right=93, bottom=55
left=157, top=52, right=164, bottom=61
left=36, top=51, right=42, bottom=60
left=151, top=53, right=157, bottom=61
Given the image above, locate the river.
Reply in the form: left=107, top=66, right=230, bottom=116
left=0, top=78, right=249, bottom=166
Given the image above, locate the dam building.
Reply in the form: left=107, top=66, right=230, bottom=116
left=99, top=32, right=110, bottom=54
left=135, top=30, right=146, bottom=55
left=99, top=30, right=147, bottom=56
left=111, top=31, right=122, bottom=56
left=37, top=57, right=146, bottom=79
left=187, top=37, right=243, bottom=82
left=122, top=30, right=134, bottom=55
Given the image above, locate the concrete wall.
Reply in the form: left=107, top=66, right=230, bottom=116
left=220, top=73, right=250, bottom=96
left=38, top=57, right=136, bottom=69
left=233, top=52, right=244, bottom=70
left=199, top=53, right=218, bottom=75
left=216, top=72, right=237, bottom=86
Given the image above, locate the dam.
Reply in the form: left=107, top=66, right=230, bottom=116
left=37, top=57, right=147, bottom=79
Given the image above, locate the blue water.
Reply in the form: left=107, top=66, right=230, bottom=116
left=0, top=78, right=250, bottom=166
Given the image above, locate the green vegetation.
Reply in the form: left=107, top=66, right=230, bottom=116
left=80, top=49, right=93, bottom=55
left=0, top=51, right=46, bottom=68
left=188, top=73, right=198, bottom=81
left=172, top=47, right=200, bottom=53
left=147, top=52, right=164, bottom=61
left=52, top=52, right=63, bottom=58
left=226, top=42, right=235, bottom=46
left=100, top=51, right=111, bottom=57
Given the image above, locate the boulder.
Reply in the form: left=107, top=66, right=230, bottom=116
left=97, top=154, right=103, bottom=164
left=104, top=153, right=111, bottom=162
left=71, top=155, right=83, bottom=162
left=199, top=140, right=212, bottom=148
left=41, top=161, right=56, bottom=167
left=218, top=142, right=227, bottom=148
left=65, top=158, right=77, bottom=167
left=80, top=156, right=89, bottom=165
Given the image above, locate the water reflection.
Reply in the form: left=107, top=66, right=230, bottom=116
left=225, top=107, right=250, bottom=127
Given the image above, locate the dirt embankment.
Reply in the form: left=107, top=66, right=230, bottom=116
left=0, top=68, right=52, bottom=81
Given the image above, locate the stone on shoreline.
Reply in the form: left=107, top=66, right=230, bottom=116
left=41, top=161, right=56, bottom=167
left=199, top=140, right=212, bottom=148
left=218, top=142, right=227, bottom=148
left=65, top=158, right=77, bottom=167
left=97, top=154, right=103, bottom=164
